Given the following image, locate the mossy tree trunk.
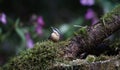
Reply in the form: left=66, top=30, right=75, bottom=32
left=64, top=5, right=120, bottom=59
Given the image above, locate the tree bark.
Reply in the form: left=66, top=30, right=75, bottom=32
left=51, top=55, right=120, bottom=70
left=64, top=5, right=120, bottom=59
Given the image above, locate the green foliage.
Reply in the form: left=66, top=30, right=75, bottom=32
left=15, top=19, right=25, bottom=43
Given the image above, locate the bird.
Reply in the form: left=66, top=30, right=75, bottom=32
left=48, top=27, right=61, bottom=42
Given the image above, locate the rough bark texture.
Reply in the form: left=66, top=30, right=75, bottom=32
left=64, top=5, right=120, bottom=59
left=51, top=55, right=120, bottom=70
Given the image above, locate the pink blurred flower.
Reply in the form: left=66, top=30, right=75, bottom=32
left=30, top=15, right=45, bottom=36
left=0, top=13, right=7, bottom=24
left=85, top=8, right=98, bottom=25
left=35, top=25, right=43, bottom=36
left=25, top=32, right=34, bottom=48
left=80, top=0, right=94, bottom=6
left=35, top=16, right=45, bottom=36
left=37, top=16, right=45, bottom=26
left=92, top=18, right=99, bottom=25
left=85, top=9, right=95, bottom=20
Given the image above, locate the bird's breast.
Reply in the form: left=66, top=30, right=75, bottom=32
left=51, top=33, right=60, bottom=42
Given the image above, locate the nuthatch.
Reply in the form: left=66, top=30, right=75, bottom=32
left=49, top=27, right=61, bottom=42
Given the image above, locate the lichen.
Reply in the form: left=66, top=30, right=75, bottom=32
left=95, top=55, right=112, bottom=61
left=51, top=55, right=120, bottom=70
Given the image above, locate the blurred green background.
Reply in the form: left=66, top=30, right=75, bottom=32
left=0, top=0, right=120, bottom=65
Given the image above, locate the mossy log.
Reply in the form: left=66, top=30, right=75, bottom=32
left=64, top=5, right=120, bottom=59
left=51, top=55, right=120, bottom=70
left=1, top=5, right=120, bottom=70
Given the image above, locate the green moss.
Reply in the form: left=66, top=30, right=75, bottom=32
left=2, top=40, right=69, bottom=70
left=101, top=4, right=120, bottom=23
left=0, top=67, right=3, bottom=70
left=74, top=26, right=88, bottom=38
left=85, top=55, right=96, bottom=63
left=110, top=39, right=120, bottom=48
left=95, top=55, right=111, bottom=61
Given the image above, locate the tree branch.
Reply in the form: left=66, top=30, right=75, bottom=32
left=64, top=5, right=120, bottom=59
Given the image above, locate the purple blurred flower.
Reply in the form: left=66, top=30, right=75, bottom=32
left=30, top=15, right=45, bottom=36
left=92, top=18, right=99, bottom=25
left=35, top=25, right=43, bottom=36
left=85, top=8, right=98, bottom=25
left=80, top=0, right=94, bottom=6
left=25, top=32, right=34, bottom=48
left=35, top=16, right=45, bottom=36
left=37, top=16, right=45, bottom=26
left=85, top=9, right=95, bottom=20
left=0, top=13, right=7, bottom=24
